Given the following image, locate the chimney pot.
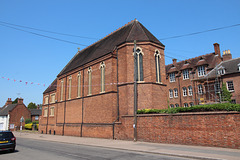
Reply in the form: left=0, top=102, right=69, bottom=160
left=222, top=49, right=232, bottom=61
left=6, top=98, right=12, bottom=105
left=172, top=58, right=177, bottom=65
left=18, top=98, right=23, bottom=104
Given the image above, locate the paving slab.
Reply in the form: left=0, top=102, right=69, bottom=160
left=13, top=131, right=240, bottom=160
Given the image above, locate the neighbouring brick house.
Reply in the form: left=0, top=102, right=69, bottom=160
left=40, top=20, right=239, bottom=140
left=0, top=98, right=31, bottom=131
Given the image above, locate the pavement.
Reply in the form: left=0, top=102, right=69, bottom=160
left=13, top=131, right=240, bottom=160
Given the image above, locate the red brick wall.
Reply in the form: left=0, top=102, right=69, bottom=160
left=9, top=104, right=31, bottom=131
left=115, top=112, right=240, bottom=149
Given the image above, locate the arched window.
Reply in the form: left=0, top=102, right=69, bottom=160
left=174, top=88, right=178, bottom=97
left=188, top=86, right=193, bottom=96
left=189, top=102, right=194, bottom=107
left=170, top=104, right=174, bottom=108
left=100, top=62, right=106, bottom=93
left=60, top=79, right=64, bottom=101
left=184, top=103, right=189, bottom=107
left=175, top=103, right=179, bottom=107
left=198, top=84, right=203, bottom=94
left=87, top=67, right=92, bottom=96
left=134, top=47, right=144, bottom=81
left=77, top=72, right=81, bottom=97
left=169, top=89, right=173, bottom=98
left=182, top=87, right=187, bottom=96
left=68, top=76, right=72, bottom=99
left=154, top=50, right=161, bottom=83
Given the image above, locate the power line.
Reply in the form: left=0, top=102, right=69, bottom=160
left=0, top=23, right=89, bottom=47
left=0, top=20, right=98, bottom=40
left=159, top=23, right=240, bottom=40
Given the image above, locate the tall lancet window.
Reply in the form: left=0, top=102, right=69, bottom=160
left=134, top=47, right=144, bottom=81
left=60, top=79, right=64, bottom=101
left=77, top=72, right=81, bottom=97
left=154, top=49, right=161, bottom=83
left=87, top=67, right=92, bottom=96
left=100, top=62, right=106, bottom=93
left=68, top=76, right=72, bottom=99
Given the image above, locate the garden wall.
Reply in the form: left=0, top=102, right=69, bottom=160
left=115, top=112, right=240, bottom=149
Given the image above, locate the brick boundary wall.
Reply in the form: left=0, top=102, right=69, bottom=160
left=114, top=112, right=240, bottom=149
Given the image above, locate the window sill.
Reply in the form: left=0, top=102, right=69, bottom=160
left=100, top=91, right=105, bottom=94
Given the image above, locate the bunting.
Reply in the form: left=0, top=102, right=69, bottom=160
left=1, top=76, right=46, bottom=87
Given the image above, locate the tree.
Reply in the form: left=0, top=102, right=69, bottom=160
left=221, top=83, right=232, bottom=103
left=27, top=102, right=37, bottom=109
left=12, top=98, right=18, bottom=104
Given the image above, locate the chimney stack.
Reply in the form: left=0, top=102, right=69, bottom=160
left=18, top=98, right=23, bottom=104
left=172, top=58, right=177, bottom=66
left=213, top=43, right=221, bottom=57
left=5, top=98, right=12, bottom=105
left=222, top=50, right=232, bottom=61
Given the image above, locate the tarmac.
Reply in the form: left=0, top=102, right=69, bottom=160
left=13, top=131, right=240, bottom=160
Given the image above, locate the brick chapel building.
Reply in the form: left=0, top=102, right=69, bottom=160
left=40, top=20, right=239, bottom=138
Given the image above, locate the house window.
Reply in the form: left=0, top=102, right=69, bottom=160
left=197, top=66, right=206, bottom=77
left=198, top=84, right=203, bottom=94
left=155, top=50, right=161, bottom=83
left=135, top=47, right=144, bottom=81
left=169, top=73, right=175, bottom=82
left=188, top=86, right=193, bottom=96
left=184, top=103, right=188, bottom=107
left=231, top=99, right=236, bottom=104
left=88, top=67, right=92, bottom=95
left=44, top=96, right=49, bottom=105
left=35, top=116, right=39, bottom=120
left=77, top=72, right=81, bottom=97
left=60, top=79, right=64, bottom=101
left=189, top=102, right=194, bottom=107
left=183, top=69, right=189, bottom=80
left=226, top=81, right=234, bottom=92
left=175, top=103, right=179, bottom=107
left=68, top=76, right=72, bottom=99
left=174, top=88, right=178, bottom=97
left=44, top=108, right=48, bottom=117
left=169, top=89, right=173, bottom=98
left=182, top=87, right=187, bottom=97
left=238, top=63, right=240, bottom=71
left=50, top=94, right=55, bottom=103
left=170, top=104, right=174, bottom=108
left=100, top=62, right=106, bottom=93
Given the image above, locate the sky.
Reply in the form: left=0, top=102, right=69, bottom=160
left=0, top=0, right=240, bottom=106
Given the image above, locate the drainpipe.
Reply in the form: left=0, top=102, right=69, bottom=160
left=81, top=67, right=85, bottom=137
left=112, top=47, right=120, bottom=139
left=62, top=76, right=67, bottom=136
left=46, top=93, right=50, bottom=134
left=178, top=76, right=182, bottom=107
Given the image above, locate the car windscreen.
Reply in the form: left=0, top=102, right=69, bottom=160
left=0, top=132, right=14, bottom=139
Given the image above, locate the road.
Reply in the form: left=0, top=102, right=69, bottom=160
left=0, top=137, right=193, bottom=160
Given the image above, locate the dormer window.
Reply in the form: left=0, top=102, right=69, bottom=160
left=183, top=69, right=189, bottom=80
left=197, top=66, right=206, bottom=77
left=217, top=66, right=225, bottom=75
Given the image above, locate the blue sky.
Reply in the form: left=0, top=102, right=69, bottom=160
left=0, top=0, right=240, bottom=106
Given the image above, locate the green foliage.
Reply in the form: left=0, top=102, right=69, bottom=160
left=27, top=102, right=37, bottom=109
left=32, top=121, right=39, bottom=124
left=12, top=98, right=18, bottom=104
left=221, top=83, right=232, bottom=103
left=25, top=119, right=32, bottom=124
left=137, top=103, right=240, bottom=114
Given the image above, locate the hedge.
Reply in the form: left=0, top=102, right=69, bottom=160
left=137, top=103, right=240, bottom=114
left=24, top=123, right=39, bottom=130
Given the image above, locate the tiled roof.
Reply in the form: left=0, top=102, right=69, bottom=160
left=43, top=78, right=57, bottom=94
left=58, top=20, right=164, bottom=77
left=165, top=52, right=221, bottom=74
left=0, top=104, right=17, bottom=116
left=30, top=109, right=42, bottom=116
left=204, top=57, right=240, bottom=79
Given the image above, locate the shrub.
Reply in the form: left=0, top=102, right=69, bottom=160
left=25, top=119, right=32, bottom=124
left=137, top=103, right=240, bottom=114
